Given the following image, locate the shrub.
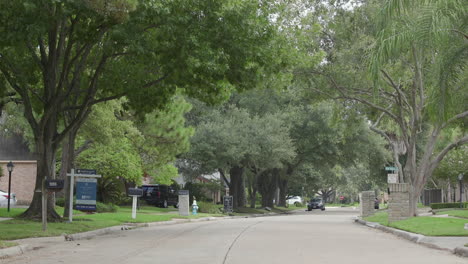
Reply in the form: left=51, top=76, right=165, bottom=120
left=96, top=202, right=119, bottom=213
left=55, top=197, right=76, bottom=207
left=197, top=201, right=222, bottom=214
left=295, top=202, right=303, bottom=207
left=56, top=197, right=65, bottom=207
left=430, top=202, right=468, bottom=210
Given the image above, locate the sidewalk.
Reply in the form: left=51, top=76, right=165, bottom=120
left=355, top=218, right=468, bottom=258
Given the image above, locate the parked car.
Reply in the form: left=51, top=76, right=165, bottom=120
left=286, top=196, right=303, bottom=205
left=0, top=190, right=17, bottom=207
left=139, top=184, right=178, bottom=208
left=307, top=198, right=325, bottom=211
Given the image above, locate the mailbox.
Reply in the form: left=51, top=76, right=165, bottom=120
left=128, top=188, right=143, bottom=197
left=45, top=179, right=64, bottom=191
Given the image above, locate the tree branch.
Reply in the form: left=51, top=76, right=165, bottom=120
left=430, top=135, right=468, bottom=172
left=26, top=42, right=45, bottom=70
left=441, top=111, right=468, bottom=130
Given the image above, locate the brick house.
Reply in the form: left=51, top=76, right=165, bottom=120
left=0, top=134, right=37, bottom=205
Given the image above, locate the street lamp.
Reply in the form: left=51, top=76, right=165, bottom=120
left=6, top=161, right=14, bottom=212
left=458, top=174, right=464, bottom=208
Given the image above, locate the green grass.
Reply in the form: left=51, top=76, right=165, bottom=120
left=0, top=206, right=223, bottom=240
left=364, top=211, right=389, bottom=225
left=392, top=217, right=468, bottom=236
left=435, top=209, right=468, bottom=219
left=0, top=208, right=26, bottom=218
left=0, top=240, right=18, bottom=249
left=364, top=211, right=468, bottom=236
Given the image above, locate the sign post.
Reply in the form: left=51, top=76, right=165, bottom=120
left=67, top=169, right=101, bottom=222
left=178, top=190, right=189, bottom=216
left=385, top=166, right=399, bottom=184
left=223, top=196, right=233, bottom=213
left=128, top=188, right=143, bottom=219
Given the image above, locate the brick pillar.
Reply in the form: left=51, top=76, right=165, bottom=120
left=359, top=191, right=375, bottom=217
left=388, top=183, right=411, bottom=222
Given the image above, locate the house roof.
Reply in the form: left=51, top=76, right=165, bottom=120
left=0, top=134, right=37, bottom=160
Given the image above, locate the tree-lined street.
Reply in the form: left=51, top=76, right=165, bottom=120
left=2, top=209, right=465, bottom=264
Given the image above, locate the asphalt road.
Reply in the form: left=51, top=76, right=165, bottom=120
left=2, top=208, right=466, bottom=264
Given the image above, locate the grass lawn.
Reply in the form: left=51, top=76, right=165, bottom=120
left=435, top=209, right=468, bottom=219
left=0, top=206, right=222, bottom=241
left=364, top=211, right=389, bottom=225
left=364, top=211, right=468, bottom=236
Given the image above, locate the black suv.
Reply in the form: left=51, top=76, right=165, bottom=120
left=140, top=184, right=178, bottom=208
left=307, top=198, right=325, bottom=211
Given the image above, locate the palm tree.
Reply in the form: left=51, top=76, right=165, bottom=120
left=367, top=0, right=468, bottom=215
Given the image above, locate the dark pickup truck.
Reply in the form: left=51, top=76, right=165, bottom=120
left=140, top=184, right=178, bottom=208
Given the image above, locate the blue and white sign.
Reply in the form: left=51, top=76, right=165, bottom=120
left=76, top=178, right=97, bottom=211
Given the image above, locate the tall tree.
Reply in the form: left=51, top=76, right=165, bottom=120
left=183, top=105, right=295, bottom=208
left=304, top=0, right=467, bottom=215
left=0, top=0, right=286, bottom=219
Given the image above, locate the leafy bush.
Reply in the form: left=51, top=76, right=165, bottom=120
left=184, top=182, right=209, bottom=203
left=430, top=202, right=467, bottom=209
left=295, top=202, right=303, bottom=207
left=55, top=197, right=75, bottom=207
left=96, top=202, right=119, bottom=213
left=197, top=201, right=222, bottom=214
left=56, top=197, right=66, bottom=207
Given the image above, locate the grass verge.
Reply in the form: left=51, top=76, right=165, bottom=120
left=435, top=209, right=468, bottom=219
left=0, top=206, right=222, bottom=241
left=0, top=240, right=18, bottom=249
left=364, top=211, right=468, bottom=236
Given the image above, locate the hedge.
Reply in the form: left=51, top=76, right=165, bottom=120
left=430, top=202, right=468, bottom=209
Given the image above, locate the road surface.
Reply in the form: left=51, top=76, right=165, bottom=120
left=2, top=208, right=466, bottom=264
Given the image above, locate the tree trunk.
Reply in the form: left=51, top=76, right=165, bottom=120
left=249, top=186, right=257, bottom=208
left=258, top=169, right=278, bottom=208
left=60, top=129, right=78, bottom=218
left=278, top=178, right=288, bottom=207
left=229, top=166, right=244, bottom=209
left=20, top=130, right=61, bottom=220
left=247, top=174, right=257, bottom=208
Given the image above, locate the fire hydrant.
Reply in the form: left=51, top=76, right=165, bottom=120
left=192, top=197, right=199, bottom=215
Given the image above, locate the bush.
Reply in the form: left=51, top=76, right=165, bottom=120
left=430, top=202, right=468, bottom=210
left=96, top=202, right=119, bottom=213
left=184, top=182, right=209, bottom=204
left=295, top=202, right=303, bottom=207
left=55, top=197, right=76, bottom=207
left=197, top=201, right=223, bottom=214
left=56, top=197, right=66, bottom=207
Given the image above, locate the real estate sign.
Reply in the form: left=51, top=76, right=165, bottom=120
left=75, top=178, right=98, bottom=211
left=387, top=173, right=398, bottom=184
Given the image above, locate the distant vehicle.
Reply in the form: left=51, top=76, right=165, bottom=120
left=139, top=184, right=178, bottom=208
left=307, top=198, right=325, bottom=211
left=0, top=190, right=17, bottom=207
left=286, top=196, right=303, bottom=205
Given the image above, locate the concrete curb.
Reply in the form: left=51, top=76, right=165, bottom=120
left=0, top=244, right=31, bottom=260
left=354, top=218, right=468, bottom=258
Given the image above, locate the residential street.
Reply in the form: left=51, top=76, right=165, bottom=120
left=2, top=208, right=466, bottom=264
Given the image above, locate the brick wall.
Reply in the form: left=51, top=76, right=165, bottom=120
left=359, top=191, right=375, bottom=217
left=388, top=183, right=411, bottom=222
left=0, top=160, right=37, bottom=205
